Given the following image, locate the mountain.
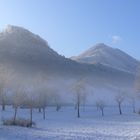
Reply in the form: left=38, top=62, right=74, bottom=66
left=0, top=25, right=78, bottom=76
left=71, top=43, right=139, bottom=73
left=0, top=25, right=136, bottom=102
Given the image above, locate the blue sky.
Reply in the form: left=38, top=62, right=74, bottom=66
left=0, top=0, right=140, bottom=59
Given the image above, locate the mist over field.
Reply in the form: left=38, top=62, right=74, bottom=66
left=0, top=0, right=140, bottom=139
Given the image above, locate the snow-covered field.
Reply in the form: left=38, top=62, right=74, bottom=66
left=0, top=106, right=140, bottom=140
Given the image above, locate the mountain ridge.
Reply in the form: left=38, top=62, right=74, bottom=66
left=0, top=25, right=135, bottom=92
left=71, top=43, right=139, bottom=73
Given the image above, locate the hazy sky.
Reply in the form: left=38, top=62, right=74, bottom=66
left=0, top=0, right=140, bottom=59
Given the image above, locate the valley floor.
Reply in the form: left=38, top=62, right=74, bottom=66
left=0, top=106, right=140, bottom=140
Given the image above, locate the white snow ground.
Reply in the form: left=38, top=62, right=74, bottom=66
left=0, top=106, right=140, bottom=140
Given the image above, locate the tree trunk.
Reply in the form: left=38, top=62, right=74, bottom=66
left=30, top=107, right=33, bottom=127
left=56, top=105, right=61, bottom=111
left=77, top=98, right=80, bottom=118
left=132, top=100, right=136, bottom=113
left=2, top=101, right=5, bottom=111
left=77, top=103, right=80, bottom=118
left=43, top=107, right=45, bottom=120
left=56, top=105, right=58, bottom=111
left=13, top=107, right=18, bottom=123
left=119, top=103, right=122, bottom=115
left=101, top=108, right=104, bottom=116
left=77, top=93, right=80, bottom=118
left=38, top=108, right=41, bottom=113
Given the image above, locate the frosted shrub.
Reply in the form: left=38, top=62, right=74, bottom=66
left=3, top=118, right=35, bottom=127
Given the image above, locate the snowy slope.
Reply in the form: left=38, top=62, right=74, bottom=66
left=71, top=43, right=139, bottom=73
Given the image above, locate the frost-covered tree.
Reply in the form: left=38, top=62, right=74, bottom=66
left=38, top=108, right=42, bottom=113
left=34, top=73, right=49, bottom=115
left=115, top=93, right=125, bottom=115
left=96, top=100, right=105, bottom=116
left=73, top=79, right=86, bottom=118
left=45, top=87, right=62, bottom=112
left=11, top=86, right=26, bottom=123
left=127, top=91, right=137, bottom=113
left=53, top=93, right=62, bottom=112
left=130, top=95, right=136, bottom=113
left=24, top=86, right=37, bottom=126
left=0, top=72, right=12, bottom=111
left=37, top=90, right=49, bottom=120
left=133, top=66, right=140, bottom=112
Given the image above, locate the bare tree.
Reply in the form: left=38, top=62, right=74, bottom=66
left=37, top=90, right=49, bottom=120
left=127, top=92, right=136, bottom=113
left=11, top=86, right=25, bottom=123
left=96, top=100, right=105, bottom=116
left=131, top=96, right=136, bottom=113
left=22, top=76, right=44, bottom=124
left=133, top=66, right=140, bottom=112
left=46, top=87, right=62, bottom=112
left=81, top=89, right=87, bottom=112
left=0, top=74, right=11, bottom=111
left=53, top=93, right=62, bottom=112
left=76, top=92, right=80, bottom=118
left=34, top=79, right=50, bottom=120
left=34, top=73, right=49, bottom=115
left=38, top=108, right=42, bottom=113
left=40, top=93, right=47, bottom=120
left=24, top=86, right=37, bottom=127
left=115, top=93, right=125, bottom=115
left=73, top=79, right=86, bottom=118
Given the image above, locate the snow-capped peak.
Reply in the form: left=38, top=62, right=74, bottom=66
left=91, top=43, right=110, bottom=50
left=3, top=25, right=30, bottom=34
left=71, top=43, right=139, bottom=73
left=0, top=25, right=51, bottom=48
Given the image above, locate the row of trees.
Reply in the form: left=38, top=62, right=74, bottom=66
left=73, top=79, right=138, bottom=118
left=6, top=87, right=62, bottom=126
left=0, top=74, right=62, bottom=126
left=0, top=69, right=139, bottom=126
